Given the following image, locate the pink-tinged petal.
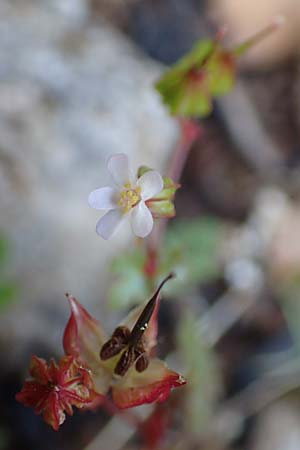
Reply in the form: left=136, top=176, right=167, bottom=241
left=137, top=171, right=164, bottom=201
left=16, top=381, right=50, bottom=412
left=107, top=153, right=132, bottom=187
left=43, top=391, right=65, bottom=431
left=112, top=359, right=186, bottom=409
left=88, top=187, right=118, bottom=210
left=96, top=209, right=124, bottom=240
left=29, top=356, right=51, bottom=385
left=63, top=296, right=111, bottom=394
left=131, top=201, right=153, bottom=238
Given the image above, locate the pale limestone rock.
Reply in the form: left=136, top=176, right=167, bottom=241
left=0, top=0, right=178, bottom=366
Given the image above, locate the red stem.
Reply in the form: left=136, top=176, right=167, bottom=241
left=144, top=118, right=202, bottom=280
left=167, top=118, right=202, bottom=183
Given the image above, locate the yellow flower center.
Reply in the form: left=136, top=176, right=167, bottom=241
left=118, top=183, right=141, bottom=213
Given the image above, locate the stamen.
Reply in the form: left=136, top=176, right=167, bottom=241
left=135, top=353, right=149, bottom=372
left=118, top=184, right=141, bottom=213
left=134, top=341, right=149, bottom=373
left=100, top=326, right=130, bottom=361
left=114, top=348, right=135, bottom=376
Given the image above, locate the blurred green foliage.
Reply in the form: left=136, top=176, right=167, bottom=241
left=178, top=312, right=220, bottom=434
left=0, top=237, right=17, bottom=311
left=108, top=217, right=224, bottom=310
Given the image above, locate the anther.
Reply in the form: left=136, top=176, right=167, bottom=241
left=135, top=354, right=149, bottom=372
left=114, top=348, right=135, bottom=376
left=100, top=326, right=130, bottom=361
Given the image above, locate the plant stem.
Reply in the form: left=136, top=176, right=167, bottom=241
left=167, top=118, right=202, bottom=183
left=144, top=119, right=202, bottom=281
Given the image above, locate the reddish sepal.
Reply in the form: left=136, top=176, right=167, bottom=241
left=112, top=359, right=186, bottom=409
left=16, top=355, right=100, bottom=430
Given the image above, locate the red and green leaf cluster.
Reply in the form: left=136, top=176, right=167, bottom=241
left=155, top=39, right=235, bottom=118
left=155, top=20, right=282, bottom=118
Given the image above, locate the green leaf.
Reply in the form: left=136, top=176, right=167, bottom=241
left=156, top=22, right=280, bottom=118
left=155, top=38, right=237, bottom=118
left=207, top=51, right=235, bottom=96
left=156, top=40, right=214, bottom=93
left=155, top=40, right=215, bottom=118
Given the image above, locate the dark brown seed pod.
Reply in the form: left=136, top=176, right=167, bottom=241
left=100, top=337, right=126, bottom=360
left=135, top=353, right=149, bottom=372
left=129, top=273, right=175, bottom=347
left=114, top=348, right=135, bottom=376
left=112, top=326, right=130, bottom=343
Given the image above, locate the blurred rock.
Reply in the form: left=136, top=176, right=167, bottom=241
left=90, top=0, right=136, bottom=26
left=0, top=0, right=178, bottom=368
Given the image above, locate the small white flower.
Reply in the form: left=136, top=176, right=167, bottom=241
left=88, top=153, right=164, bottom=240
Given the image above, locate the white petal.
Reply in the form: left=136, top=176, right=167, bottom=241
left=88, top=187, right=118, bottom=210
left=107, top=153, right=133, bottom=187
left=137, top=171, right=164, bottom=201
left=131, top=201, right=153, bottom=238
left=96, top=209, right=123, bottom=240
